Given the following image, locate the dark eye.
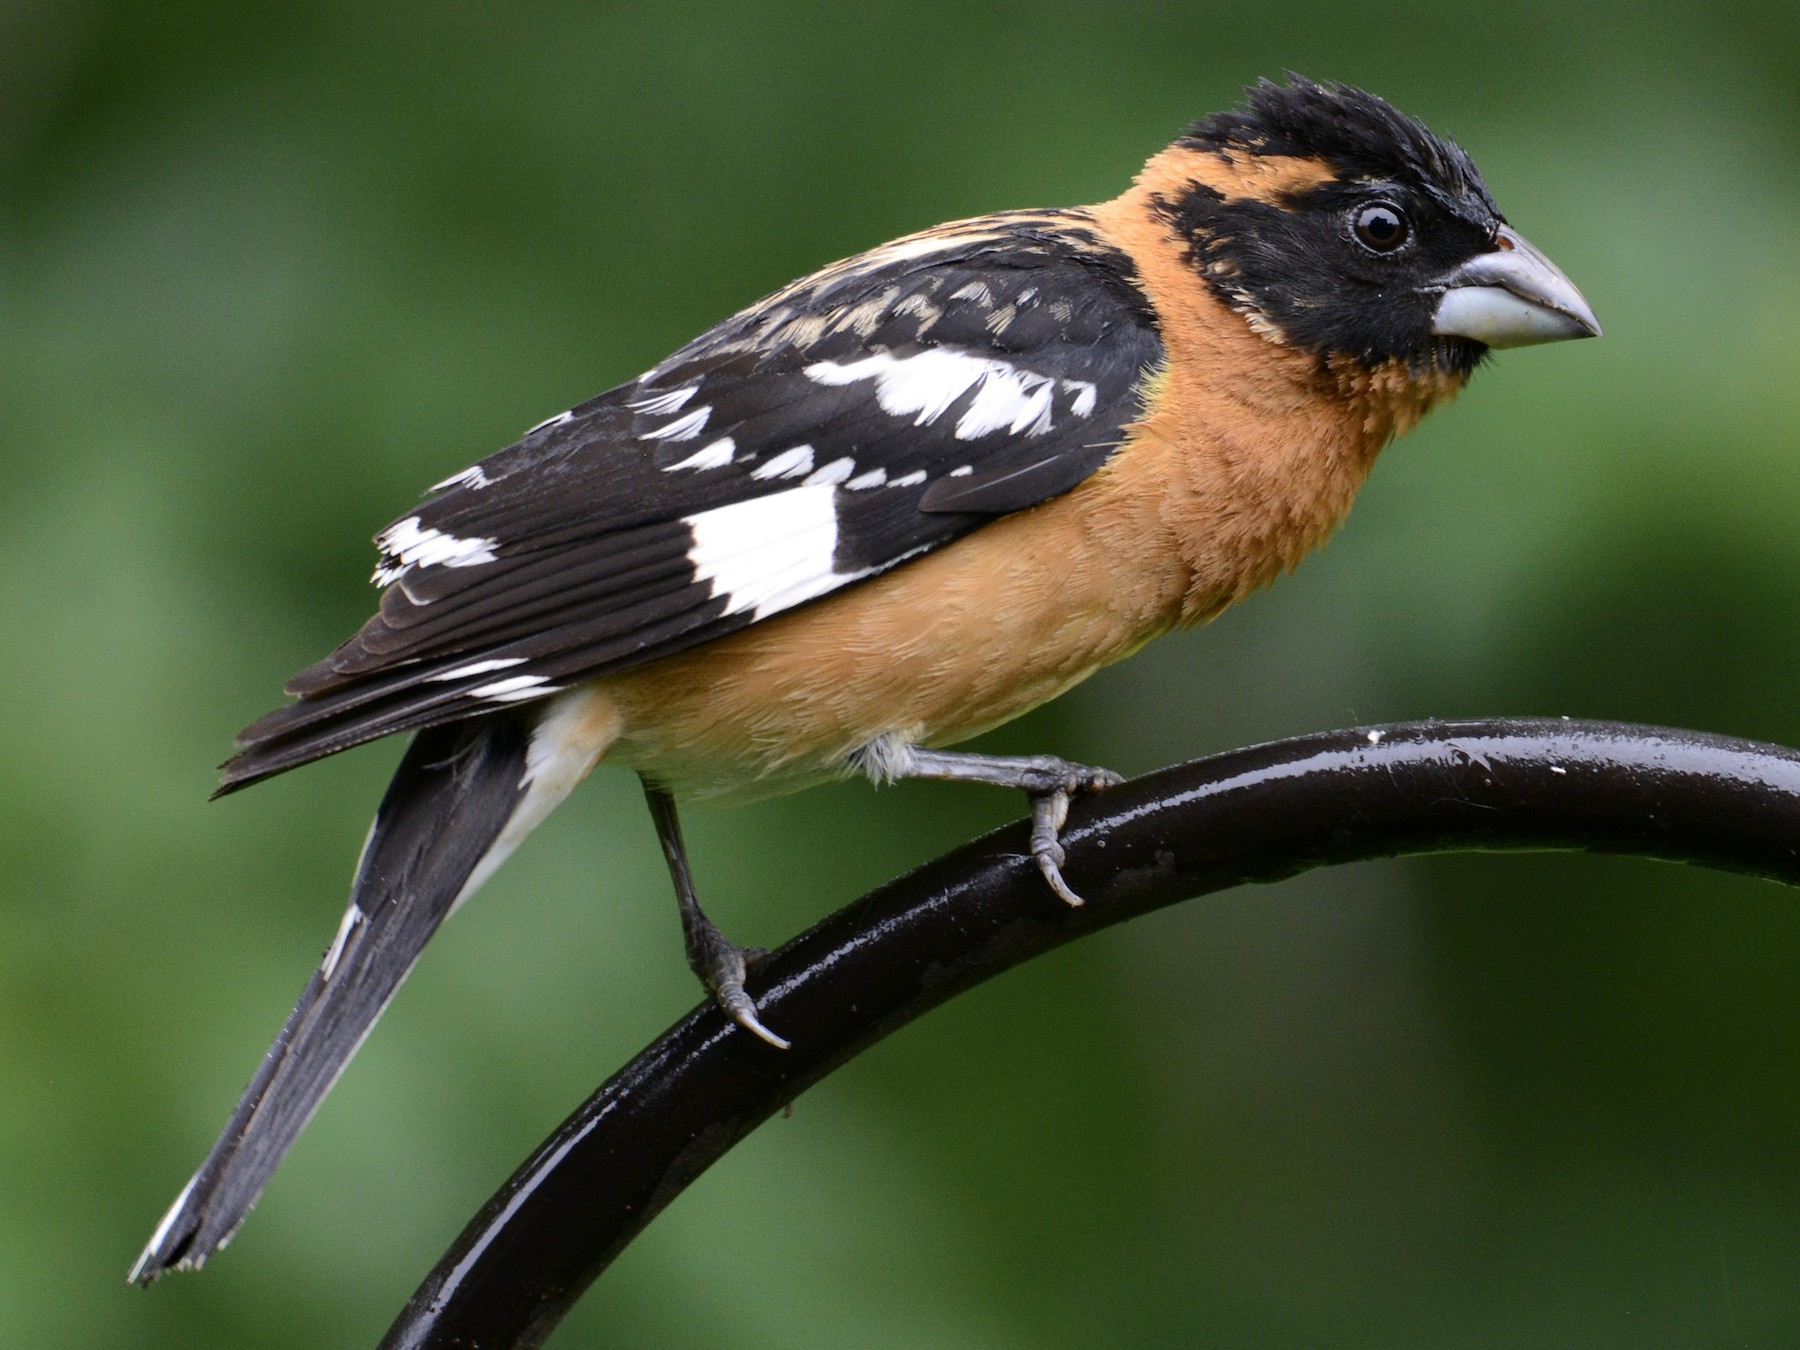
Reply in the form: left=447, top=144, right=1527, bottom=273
left=1352, top=202, right=1410, bottom=253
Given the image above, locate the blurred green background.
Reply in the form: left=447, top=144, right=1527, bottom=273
left=4, top=1, right=1799, bottom=1345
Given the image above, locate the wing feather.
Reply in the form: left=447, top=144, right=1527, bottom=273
left=223, top=210, right=1162, bottom=791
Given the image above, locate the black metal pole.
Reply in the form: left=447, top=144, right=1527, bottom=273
left=380, top=718, right=1800, bottom=1349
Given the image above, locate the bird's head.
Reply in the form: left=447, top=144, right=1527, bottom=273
left=1153, top=76, right=1600, bottom=381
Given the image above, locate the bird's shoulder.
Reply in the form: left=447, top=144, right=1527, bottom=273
left=415, top=207, right=1160, bottom=540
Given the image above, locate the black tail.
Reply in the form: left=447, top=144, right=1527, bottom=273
left=130, top=713, right=532, bottom=1283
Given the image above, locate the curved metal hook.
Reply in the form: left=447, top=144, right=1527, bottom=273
left=381, top=718, right=1800, bottom=1349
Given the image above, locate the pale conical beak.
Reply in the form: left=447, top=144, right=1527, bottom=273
left=1428, top=225, right=1602, bottom=348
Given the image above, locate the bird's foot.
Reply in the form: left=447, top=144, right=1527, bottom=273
left=644, top=781, right=790, bottom=1050
left=852, top=740, right=1120, bottom=907
left=684, top=916, right=790, bottom=1051
left=1018, top=758, right=1122, bottom=908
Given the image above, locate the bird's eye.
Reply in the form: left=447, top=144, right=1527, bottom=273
left=1352, top=202, right=1410, bottom=254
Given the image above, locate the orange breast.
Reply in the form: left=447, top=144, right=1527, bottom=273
left=586, top=148, right=1456, bottom=802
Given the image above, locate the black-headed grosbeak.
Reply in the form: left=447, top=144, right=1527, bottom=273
left=132, top=77, right=1599, bottom=1282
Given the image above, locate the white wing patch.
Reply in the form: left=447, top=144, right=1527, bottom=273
left=373, top=517, right=500, bottom=586
left=1062, top=380, right=1098, bottom=417
left=628, top=386, right=698, bottom=416
left=803, top=455, right=856, bottom=486
left=751, top=445, right=816, bottom=481
left=805, top=349, right=987, bottom=427
left=640, top=405, right=712, bottom=442
left=430, top=657, right=527, bottom=682
left=804, top=348, right=1062, bottom=442
left=685, top=486, right=852, bottom=621
left=663, top=437, right=736, bottom=471
left=954, top=365, right=1054, bottom=439
left=429, top=464, right=491, bottom=493
left=470, top=673, right=560, bottom=703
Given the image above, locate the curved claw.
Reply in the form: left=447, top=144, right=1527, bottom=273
left=1035, top=852, right=1086, bottom=907
left=718, top=986, right=793, bottom=1051
left=1030, top=789, right=1086, bottom=907
left=703, top=946, right=792, bottom=1050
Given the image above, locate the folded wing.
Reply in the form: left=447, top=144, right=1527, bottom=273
left=223, top=209, right=1164, bottom=791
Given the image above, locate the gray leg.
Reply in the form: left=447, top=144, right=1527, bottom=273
left=642, top=781, right=790, bottom=1050
left=853, top=736, right=1122, bottom=906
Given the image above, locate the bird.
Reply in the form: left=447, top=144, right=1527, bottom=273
left=130, top=75, right=1599, bottom=1283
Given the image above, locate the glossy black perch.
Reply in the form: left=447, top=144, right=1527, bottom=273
left=380, top=718, right=1800, bottom=1350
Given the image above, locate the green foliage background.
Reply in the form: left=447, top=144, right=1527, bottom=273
left=4, top=2, right=1799, bottom=1345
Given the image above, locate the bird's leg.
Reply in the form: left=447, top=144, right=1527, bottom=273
left=853, top=737, right=1122, bottom=907
left=641, top=781, right=790, bottom=1050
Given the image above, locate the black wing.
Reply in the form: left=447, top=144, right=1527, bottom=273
left=223, top=209, right=1163, bottom=791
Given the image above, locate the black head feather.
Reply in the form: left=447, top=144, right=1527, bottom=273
left=1183, top=75, right=1495, bottom=217
left=1158, top=75, right=1508, bottom=375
